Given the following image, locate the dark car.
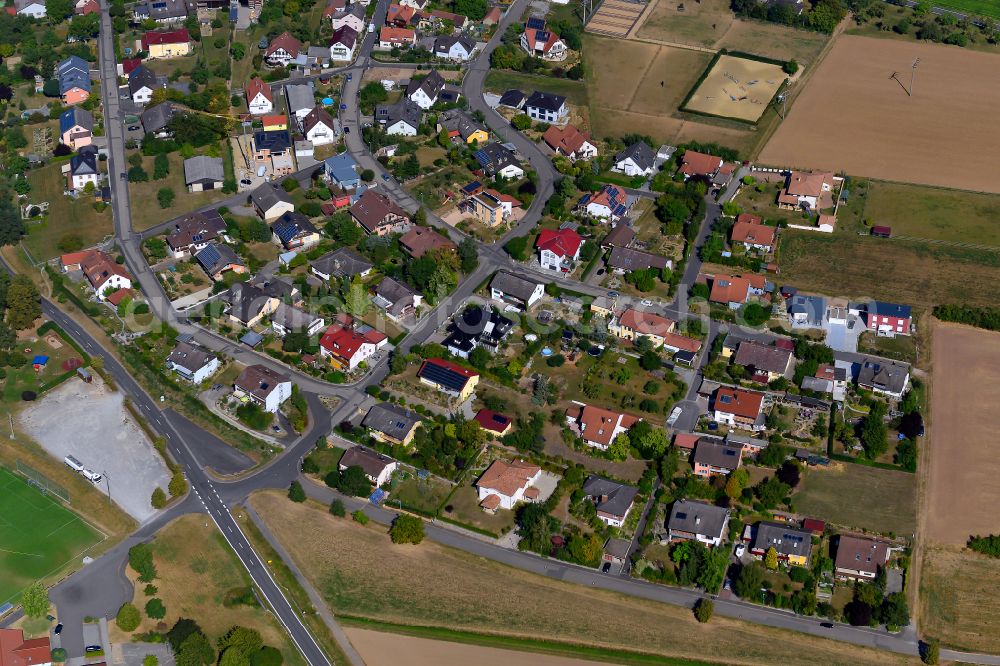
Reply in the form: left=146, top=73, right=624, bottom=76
left=53, top=624, right=63, bottom=635
left=85, top=645, right=102, bottom=653
left=820, top=622, right=834, bottom=629
left=596, top=268, right=605, bottom=276
left=382, top=173, right=391, bottom=182
left=601, top=561, right=611, bottom=573
left=343, top=126, right=350, bottom=133
left=127, top=125, right=140, bottom=131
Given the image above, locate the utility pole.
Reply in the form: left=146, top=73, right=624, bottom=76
left=103, top=470, right=112, bottom=506
left=909, top=57, right=920, bottom=97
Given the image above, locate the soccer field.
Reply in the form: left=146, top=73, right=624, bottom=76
left=0, top=468, right=103, bottom=605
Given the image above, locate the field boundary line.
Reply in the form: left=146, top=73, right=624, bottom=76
left=879, top=234, right=1000, bottom=253
left=624, top=33, right=717, bottom=54
left=623, top=47, right=662, bottom=111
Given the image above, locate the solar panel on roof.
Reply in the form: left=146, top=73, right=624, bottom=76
left=192, top=233, right=203, bottom=242
left=492, top=414, right=507, bottom=424
left=676, top=512, right=687, bottom=520
left=526, top=16, right=545, bottom=29
left=198, top=244, right=221, bottom=267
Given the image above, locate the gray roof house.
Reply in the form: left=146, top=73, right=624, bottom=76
left=613, top=141, right=656, bottom=175
left=225, top=282, right=278, bottom=325
left=857, top=359, right=910, bottom=399
left=607, top=246, right=669, bottom=273
left=339, top=446, right=398, bottom=486
left=489, top=271, right=544, bottom=309
left=582, top=476, right=638, bottom=527
left=285, top=82, right=316, bottom=120
left=665, top=499, right=730, bottom=547
left=195, top=242, right=244, bottom=280
left=269, top=301, right=325, bottom=337
left=788, top=294, right=826, bottom=328
left=375, top=99, right=423, bottom=135
left=436, top=108, right=488, bottom=143
left=733, top=341, right=794, bottom=377
left=166, top=341, right=219, bottom=383
left=750, top=521, right=813, bottom=565
left=250, top=182, right=294, bottom=220
left=183, top=155, right=224, bottom=191
left=373, top=276, right=422, bottom=320
left=140, top=102, right=175, bottom=136
left=310, top=247, right=372, bottom=281
left=362, top=402, right=423, bottom=445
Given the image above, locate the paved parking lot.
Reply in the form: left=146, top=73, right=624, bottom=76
left=20, top=376, right=171, bottom=522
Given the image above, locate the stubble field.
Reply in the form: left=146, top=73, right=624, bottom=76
left=252, top=491, right=910, bottom=666
left=760, top=35, right=1000, bottom=193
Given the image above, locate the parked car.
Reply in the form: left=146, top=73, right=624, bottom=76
left=601, top=562, right=611, bottom=573
left=820, top=622, right=834, bottom=629
left=666, top=406, right=682, bottom=427
left=85, top=646, right=102, bottom=653
left=381, top=173, right=391, bottom=182
left=723, top=579, right=731, bottom=591
left=53, top=624, right=63, bottom=635
left=735, top=543, right=745, bottom=558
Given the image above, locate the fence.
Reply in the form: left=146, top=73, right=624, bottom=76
left=15, top=459, right=71, bottom=504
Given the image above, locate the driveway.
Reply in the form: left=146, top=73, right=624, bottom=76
left=826, top=316, right=863, bottom=353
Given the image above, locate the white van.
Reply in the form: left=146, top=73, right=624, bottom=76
left=64, top=455, right=84, bottom=472
left=82, top=469, right=103, bottom=484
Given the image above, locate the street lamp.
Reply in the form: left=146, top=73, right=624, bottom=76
left=103, top=470, right=112, bottom=506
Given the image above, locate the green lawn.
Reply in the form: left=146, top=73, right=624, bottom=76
left=863, top=180, right=1000, bottom=246
left=928, top=0, right=1000, bottom=18
left=440, top=484, right=516, bottom=536
left=128, top=149, right=232, bottom=231
left=483, top=71, right=589, bottom=107
left=308, top=447, right=346, bottom=477
left=0, top=468, right=103, bottom=605
left=388, top=471, right=452, bottom=515
left=24, top=163, right=112, bottom=261
left=792, top=463, right=916, bottom=537
left=2, top=329, right=83, bottom=403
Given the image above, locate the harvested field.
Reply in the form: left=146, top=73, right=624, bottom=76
left=792, top=462, right=916, bottom=536
left=636, top=0, right=734, bottom=46
left=585, top=0, right=646, bottom=38
left=760, top=35, right=1000, bottom=193
left=921, top=544, right=1000, bottom=653
left=683, top=54, right=786, bottom=122
left=253, top=491, right=910, bottom=666
left=925, top=322, right=1000, bottom=545
left=777, top=229, right=1000, bottom=309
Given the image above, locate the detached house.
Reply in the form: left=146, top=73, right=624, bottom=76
left=251, top=182, right=295, bottom=221
left=474, top=143, right=524, bottom=180
left=712, top=387, right=766, bottom=431
left=679, top=150, right=723, bottom=180
left=749, top=521, right=813, bottom=567
left=363, top=402, right=422, bottom=447
left=245, top=77, right=273, bottom=115
left=166, top=341, right=220, bottom=384
left=14, top=0, right=46, bottom=18
left=577, top=184, right=632, bottom=221
left=57, top=55, right=91, bottom=105
left=141, top=102, right=175, bottom=137
left=284, top=82, right=316, bottom=122
left=733, top=341, right=793, bottom=382
left=417, top=357, right=479, bottom=401
left=0, top=629, right=51, bottom=666
left=609, top=308, right=674, bottom=347
left=436, top=108, right=489, bottom=145
left=339, top=446, right=398, bottom=487
left=67, top=145, right=99, bottom=191
left=474, top=409, right=513, bottom=437
left=692, top=439, right=743, bottom=477
left=565, top=402, right=639, bottom=451
left=166, top=209, right=227, bottom=258
left=319, top=324, right=377, bottom=369
left=351, top=190, right=410, bottom=236
left=195, top=243, right=246, bottom=281
left=234, top=364, right=292, bottom=413
left=536, top=227, right=582, bottom=272
left=142, top=28, right=192, bottom=58
left=264, top=31, right=302, bottom=66
left=373, top=276, right=422, bottom=321
left=252, top=129, right=293, bottom=176
left=582, top=476, right=638, bottom=528
left=183, top=155, right=224, bottom=192
left=377, top=99, right=422, bottom=136
left=399, top=225, right=456, bottom=258
left=519, top=22, right=567, bottom=61
left=406, top=70, right=446, bottom=109
left=303, top=106, right=337, bottom=145
left=460, top=188, right=520, bottom=227
left=270, top=302, right=325, bottom=337
left=434, top=34, right=476, bottom=61
left=379, top=26, right=416, bottom=49
left=778, top=170, right=834, bottom=211
left=856, top=301, right=912, bottom=337
left=225, top=282, right=280, bottom=328
left=476, top=459, right=542, bottom=512
left=490, top=271, right=544, bottom=310
left=329, top=25, right=358, bottom=61
left=524, top=90, right=567, bottom=124
left=834, top=534, right=890, bottom=580
left=330, top=4, right=365, bottom=32
left=272, top=211, right=320, bottom=251
left=324, top=152, right=361, bottom=189
left=607, top=247, right=670, bottom=274
left=59, top=107, right=93, bottom=150
left=665, top=500, right=730, bottom=548
left=310, top=247, right=372, bottom=281
left=128, top=65, right=160, bottom=105
left=612, top=142, right=656, bottom=177
left=542, top=124, right=596, bottom=161
left=857, top=359, right=910, bottom=400
left=730, top=214, right=776, bottom=252
left=709, top=274, right=764, bottom=309
left=80, top=250, right=132, bottom=299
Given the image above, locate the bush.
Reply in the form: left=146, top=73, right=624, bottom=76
left=546, top=354, right=565, bottom=367
left=921, top=638, right=939, bottom=665
left=360, top=169, right=375, bottom=182
left=281, top=178, right=299, bottom=192
left=116, top=602, right=141, bottom=632
left=156, top=187, right=175, bottom=209
left=693, top=598, right=714, bottom=623
left=150, top=487, right=167, bottom=509
left=389, top=515, right=425, bottom=544
left=329, top=499, right=345, bottom=517
left=51, top=648, right=67, bottom=663
left=143, top=584, right=158, bottom=596
left=145, top=598, right=166, bottom=620
left=250, top=646, right=283, bottom=666
left=288, top=480, right=306, bottom=502
left=351, top=510, right=369, bottom=525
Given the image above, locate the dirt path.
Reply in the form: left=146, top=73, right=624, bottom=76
left=344, top=628, right=640, bottom=666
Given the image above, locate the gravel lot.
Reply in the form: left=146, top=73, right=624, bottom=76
left=19, top=376, right=171, bottom=522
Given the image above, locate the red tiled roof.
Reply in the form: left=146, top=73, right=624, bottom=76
left=542, top=124, right=591, bottom=155
left=265, top=31, right=302, bottom=58
left=714, top=387, right=764, bottom=420
left=483, top=6, right=502, bottom=22
left=523, top=27, right=562, bottom=55
left=785, top=171, right=833, bottom=198
left=380, top=26, right=415, bottom=42
left=474, top=408, right=512, bottom=434
left=319, top=325, right=370, bottom=362
left=122, top=57, right=142, bottom=75
left=619, top=308, right=674, bottom=337
left=106, top=287, right=135, bottom=306
left=709, top=274, right=751, bottom=305
left=80, top=250, right=132, bottom=290
left=661, top=331, right=702, bottom=353
left=673, top=433, right=700, bottom=450
left=575, top=404, right=638, bottom=448
left=399, top=225, right=456, bottom=258
left=679, top=150, right=722, bottom=177
left=362, top=328, right=387, bottom=345
left=246, top=76, right=273, bottom=103
left=142, top=28, right=190, bottom=49
left=0, top=629, right=50, bottom=666
left=386, top=3, right=416, bottom=24
left=731, top=219, right=776, bottom=247
left=477, top=458, right=539, bottom=496
left=802, top=518, right=826, bottom=534
left=536, top=228, right=582, bottom=259
left=262, top=114, right=287, bottom=126
left=60, top=250, right=92, bottom=267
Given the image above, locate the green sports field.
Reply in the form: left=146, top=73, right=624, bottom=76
left=0, top=468, right=103, bottom=605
